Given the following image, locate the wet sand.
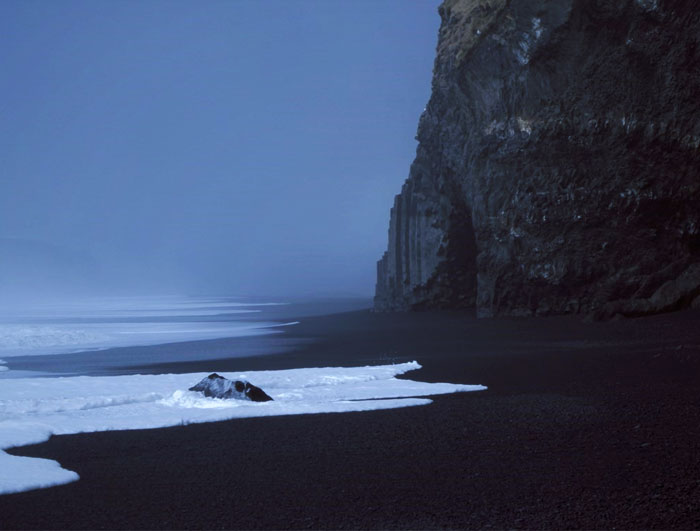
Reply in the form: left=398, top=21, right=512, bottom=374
left=2, top=309, right=700, bottom=529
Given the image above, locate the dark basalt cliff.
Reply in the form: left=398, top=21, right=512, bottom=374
left=375, top=0, right=700, bottom=318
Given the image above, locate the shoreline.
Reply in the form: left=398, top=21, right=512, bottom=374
left=0, top=297, right=372, bottom=378
left=1, top=309, right=699, bottom=529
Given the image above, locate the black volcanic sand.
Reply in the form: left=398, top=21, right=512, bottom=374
left=2, top=309, right=700, bottom=529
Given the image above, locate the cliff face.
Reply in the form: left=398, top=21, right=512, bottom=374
left=375, top=0, right=700, bottom=318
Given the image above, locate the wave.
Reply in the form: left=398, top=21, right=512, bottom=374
left=0, top=362, right=486, bottom=495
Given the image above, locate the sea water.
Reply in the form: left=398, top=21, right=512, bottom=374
left=0, top=295, right=294, bottom=375
left=0, top=296, right=486, bottom=495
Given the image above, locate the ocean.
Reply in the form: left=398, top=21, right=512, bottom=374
left=0, top=295, right=306, bottom=378
left=0, top=295, right=484, bottom=495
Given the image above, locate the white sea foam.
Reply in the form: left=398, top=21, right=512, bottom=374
left=0, top=296, right=291, bottom=362
left=0, top=362, right=485, bottom=495
left=0, top=296, right=287, bottom=321
left=0, top=322, right=281, bottom=359
left=0, top=325, right=111, bottom=352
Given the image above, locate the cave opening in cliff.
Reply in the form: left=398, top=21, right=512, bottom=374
left=412, top=197, right=478, bottom=312
left=443, top=200, right=478, bottom=309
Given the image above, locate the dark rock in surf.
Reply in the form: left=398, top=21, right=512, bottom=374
left=189, top=373, right=273, bottom=402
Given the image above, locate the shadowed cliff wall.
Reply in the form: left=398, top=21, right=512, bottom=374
left=375, top=0, right=700, bottom=318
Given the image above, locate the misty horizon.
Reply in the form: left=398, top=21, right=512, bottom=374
left=1, top=1, right=441, bottom=300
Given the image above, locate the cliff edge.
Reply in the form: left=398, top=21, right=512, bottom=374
left=375, top=0, right=700, bottom=318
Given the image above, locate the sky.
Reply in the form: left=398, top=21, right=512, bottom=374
left=0, top=0, right=441, bottom=299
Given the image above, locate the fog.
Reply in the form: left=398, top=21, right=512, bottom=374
left=0, top=1, right=439, bottom=301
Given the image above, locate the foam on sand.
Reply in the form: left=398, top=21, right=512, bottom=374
left=0, top=362, right=485, bottom=495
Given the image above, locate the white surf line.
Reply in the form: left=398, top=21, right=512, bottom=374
left=266, top=321, right=300, bottom=327
left=0, top=321, right=285, bottom=362
left=0, top=362, right=485, bottom=495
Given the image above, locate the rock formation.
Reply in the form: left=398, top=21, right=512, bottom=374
left=375, top=0, right=700, bottom=318
left=189, top=373, right=273, bottom=402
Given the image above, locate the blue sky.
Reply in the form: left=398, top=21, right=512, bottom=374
left=0, top=0, right=441, bottom=298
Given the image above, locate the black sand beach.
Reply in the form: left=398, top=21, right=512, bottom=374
left=2, top=309, right=700, bottom=529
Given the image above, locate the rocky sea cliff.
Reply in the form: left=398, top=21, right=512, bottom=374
left=375, top=0, right=700, bottom=318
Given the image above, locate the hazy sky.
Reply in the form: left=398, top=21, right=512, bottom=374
left=1, top=0, right=440, bottom=299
